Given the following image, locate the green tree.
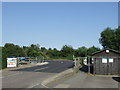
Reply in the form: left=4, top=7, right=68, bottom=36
left=22, top=46, right=29, bottom=57
left=27, top=44, right=41, bottom=57
left=87, top=46, right=100, bottom=56
left=99, top=27, right=120, bottom=51
left=61, top=45, right=74, bottom=58
left=41, top=47, right=47, bottom=52
left=46, top=48, right=59, bottom=58
left=99, top=27, right=116, bottom=49
left=115, top=27, right=120, bottom=51
left=2, top=47, right=7, bottom=69
left=75, top=46, right=87, bottom=57
left=4, top=43, right=25, bottom=57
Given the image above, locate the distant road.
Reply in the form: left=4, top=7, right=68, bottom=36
left=2, top=60, right=74, bottom=88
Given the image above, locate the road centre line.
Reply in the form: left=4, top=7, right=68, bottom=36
left=34, top=67, right=49, bottom=71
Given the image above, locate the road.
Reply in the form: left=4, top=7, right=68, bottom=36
left=2, top=60, right=74, bottom=88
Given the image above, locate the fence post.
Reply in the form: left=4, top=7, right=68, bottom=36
left=88, top=56, right=90, bottom=74
left=75, top=58, right=77, bottom=67
left=29, top=57, right=30, bottom=64
left=36, top=57, right=38, bottom=63
left=17, top=57, right=19, bottom=67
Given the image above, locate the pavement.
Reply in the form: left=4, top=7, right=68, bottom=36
left=46, top=69, right=119, bottom=88
left=2, top=60, right=74, bottom=88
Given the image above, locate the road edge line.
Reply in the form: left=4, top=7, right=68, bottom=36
left=41, top=68, right=74, bottom=88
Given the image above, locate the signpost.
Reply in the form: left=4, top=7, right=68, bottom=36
left=7, top=58, right=17, bottom=67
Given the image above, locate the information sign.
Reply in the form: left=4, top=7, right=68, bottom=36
left=102, top=58, right=107, bottom=63
left=7, top=58, right=17, bottom=67
left=109, top=58, right=113, bottom=63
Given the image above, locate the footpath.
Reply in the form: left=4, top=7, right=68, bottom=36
left=31, top=63, right=119, bottom=88
left=46, top=71, right=119, bottom=88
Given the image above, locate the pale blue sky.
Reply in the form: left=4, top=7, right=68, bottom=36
left=2, top=2, right=118, bottom=49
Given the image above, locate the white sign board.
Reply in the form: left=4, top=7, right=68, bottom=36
left=102, top=58, right=107, bottom=63
left=7, top=58, right=17, bottom=67
left=109, top=58, right=113, bottom=63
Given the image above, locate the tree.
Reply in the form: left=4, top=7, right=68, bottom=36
left=2, top=47, right=7, bottom=69
left=23, top=46, right=29, bottom=57
left=61, top=45, right=74, bottom=58
left=4, top=43, right=25, bottom=57
left=115, top=27, right=120, bottom=51
left=87, top=46, right=100, bottom=56
left=41, top=47, right=47, bottom=52
left=99, top=27, right=120, bottom=51
left=27, top=44, right=41, bottom=57
left=75, top=46, right=87, bottom=57
left=46, top=48, right=60, bottom=58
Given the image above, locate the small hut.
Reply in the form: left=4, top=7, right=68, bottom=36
left=92, top=49, right=120, bottom=75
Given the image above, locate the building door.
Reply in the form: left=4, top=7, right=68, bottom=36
left=107, top=58, right=114, bottom=75
left=107, top=58, right=119, bottom=75
left=100, top=58, right=108, bottom=75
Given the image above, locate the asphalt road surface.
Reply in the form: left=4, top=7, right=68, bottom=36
left=2, top=60, right=74, bottom=88
left=47, top=68, right=119, bottom=88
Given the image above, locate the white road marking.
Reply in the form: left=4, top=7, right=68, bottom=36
left=41, top=83, right=49, bottom=88
left=36, top=62, right=49, bottom=65
left=29, top=82, right=49, bottom=88
left=34, top=67, right=48, bottom=71
left=28, top=83, right=41, bottom=88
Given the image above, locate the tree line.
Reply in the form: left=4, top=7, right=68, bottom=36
left=1, top=26, right=120, bottom=69
left=1, top=44, right=100, bottom=69
left=2, top=44, right=100, bottom=59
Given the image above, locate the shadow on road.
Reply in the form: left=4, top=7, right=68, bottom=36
left=79, top=65, right=93, bottom=74
left=112, top=77, right=120, bottom=83
left=79, top=65, right=88, bottom=73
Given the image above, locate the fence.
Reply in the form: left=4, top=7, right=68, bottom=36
left=17, top=56, right=45, bottom=66
left=73, top=57, right=91, bottom=73
left=73, top=57, right=81, bottom=73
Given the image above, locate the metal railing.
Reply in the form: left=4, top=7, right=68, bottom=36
left=17, top=56, right=45, bottom=65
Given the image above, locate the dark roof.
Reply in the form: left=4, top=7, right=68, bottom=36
left=92, top=48, right=120, bottom=56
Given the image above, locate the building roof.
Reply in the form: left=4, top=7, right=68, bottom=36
left=92, top=48, right=120, bottom=56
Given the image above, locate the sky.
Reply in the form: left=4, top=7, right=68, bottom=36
left=2, top=2, right=118, bottom=50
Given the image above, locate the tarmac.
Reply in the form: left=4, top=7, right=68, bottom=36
left=46, top=71, right=119, bottom=88
left=2, top=62, right=49, bottom=71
